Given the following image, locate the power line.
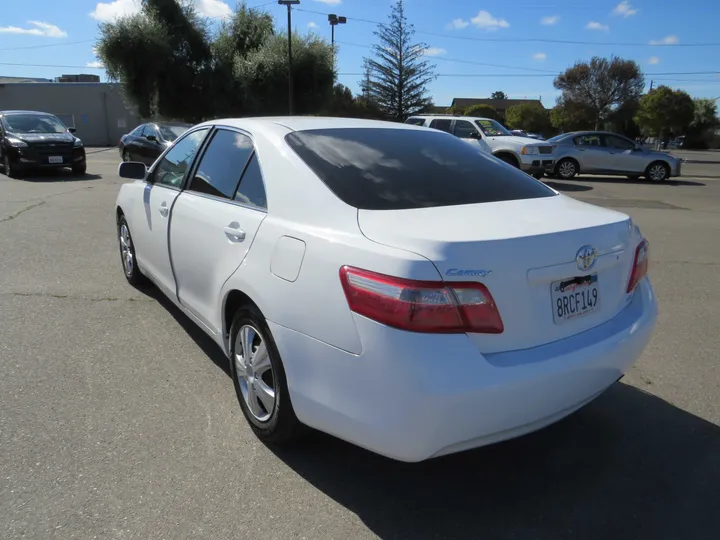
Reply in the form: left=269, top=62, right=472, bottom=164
left=296, top=7, right=720, bottom=48
left=0, top=39, right=95, bottom=52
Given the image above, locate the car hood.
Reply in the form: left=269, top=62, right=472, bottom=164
left=486, top=135, right=548, bottom=146
left=8, top=132, right=75, bottom=144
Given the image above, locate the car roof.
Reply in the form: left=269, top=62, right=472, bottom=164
left=198, top=116, right=430, bottom=133
left=0, top=110, right=57, bottom=116
left=149, top=121, right=193, bottom=127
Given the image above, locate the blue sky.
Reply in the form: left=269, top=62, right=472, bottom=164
left=2, top=0, right=719, bottom=108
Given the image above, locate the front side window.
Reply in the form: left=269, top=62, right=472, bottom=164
left=152, top=128, right=209, bottom=188
left=453, top=120, right=480, bottom=139
left=474, top=119, right=511, bottom=137
left=604, top=135, right=635, bottom=150
left=2, top=114, right=67, bottom=134
left=189, top=129, right=254, bottom=199
left=429, top=119, right=452, bottom=133
left=144, top=125, right=159, bottom=140
left=285, top=128, right=555, bottom=211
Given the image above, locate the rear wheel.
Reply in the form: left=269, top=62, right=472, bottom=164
left=229, top=305, right=303, bottom=444
left=555, top=158, right=578, bottom=180
left=645, top=161, right=670, bottom=183
left=122, top=149, right=130, bottom=162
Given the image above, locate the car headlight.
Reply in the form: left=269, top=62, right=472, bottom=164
left=521, top=146, right=539, bottom=155
left=6, top=137, right=28, bottom=148
left=73, top=138, right=83, bottom=148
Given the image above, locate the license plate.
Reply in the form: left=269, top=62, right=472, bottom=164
left=551, top=274, right=599, bottom=324
left=48, top=156, right=63, bottom=164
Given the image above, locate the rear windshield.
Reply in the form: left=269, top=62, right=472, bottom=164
left=285, top=128, right=556, bottom=210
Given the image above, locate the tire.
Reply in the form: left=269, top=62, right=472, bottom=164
left=645, top=161, right=670, bottom=183
left=229, top=304, right=303, bottom=444
left=555, top=158, right=578, bottom=180
left=4, top=153, right=24, bottom=179
left=72, top=162, right=87, bottom=176
left=496, top=153, right=519, bottom=168
left=122, top=149, right=130, bottom=162
left=626, top=175, right=641, bottom=180
left=117, top=214, right=147, bottom=287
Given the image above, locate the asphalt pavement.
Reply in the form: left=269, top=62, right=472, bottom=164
left=1, top=148, right=719, bottom=539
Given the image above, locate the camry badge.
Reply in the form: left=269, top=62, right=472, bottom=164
left=575, top=245, right=597, bottom=271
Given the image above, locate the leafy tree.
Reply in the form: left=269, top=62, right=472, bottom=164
left=550, top=97, right=595, bottom=132
left=363, top=0, right=436, bottom=120
left=325, top=84, right=386, bottom=119
left=683, top=98, right=719, bottom=148
left=96, top=0, right=334, bottom=121
left=634, top=86, right=694, bottom=142
left=505, top=103, right=551, bottom=134
left=463, top=104, right=502, bottom=121
left=491, top=91, right=508, bottom=100
left=554, top=56, right=644, bottom=130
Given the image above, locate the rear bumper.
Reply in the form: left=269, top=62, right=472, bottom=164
left=271, top=278, right=658, bottom=462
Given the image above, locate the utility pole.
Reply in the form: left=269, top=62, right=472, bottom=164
left=649, top=80, right=654, bottom=91
left=279, top=0, right=300, bottom=115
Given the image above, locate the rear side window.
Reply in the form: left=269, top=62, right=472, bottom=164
left=574, top=134, right=603, bottom=147
left=285, top=128, right=556, bottom=211
left=189, top=129, right=254, bottom=199
left=234, top=154, right=267, bottom=210
left=429, top=119, right=452, bottom=133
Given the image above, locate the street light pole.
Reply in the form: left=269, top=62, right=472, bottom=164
left=279, top=0, right=300, bottom=115
left=327, top=14, right=346, bottom=64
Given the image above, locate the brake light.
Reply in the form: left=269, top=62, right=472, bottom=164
left=626, top=239, right=649, bottom=293
left=339, top=266, right=504, bottom=334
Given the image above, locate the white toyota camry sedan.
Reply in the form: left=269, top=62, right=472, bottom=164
left=115, top=117, right=658, bottom=462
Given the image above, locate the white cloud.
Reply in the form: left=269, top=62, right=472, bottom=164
left=89, top=0, right=231, bottom=22
left=447, top=18, right=469, bottom=30
left=470, top=11, right=509, bottom=31
left=586, top=21, right=609, bottom=31
left=89, top=0, right=140, bottom=22
left=308, top=22, right=319, bottom=29
left=649, top=35, right=679, bottom=45
left=424, top=47, right=447, bottom=56
left=86, top=61, right=105, bottom=68
left=195, top=0, right=231, bottom=19
left=313, top=0, right=342, bottom=5
left=612, top=2, right=638, bottom=17
left=540, top=15, right=559, bottom=26
left=0, top=21, right=68, bottom=38
left=649, top=56, right=660, bottom=65
left=532, top=52, right=547, bottom=62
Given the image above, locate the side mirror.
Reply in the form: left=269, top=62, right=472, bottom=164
left=146, top=134, right=157, bottom=142
left=118, top=161, right=147, bottom=180
left=68, top=127, right=76, bottom=134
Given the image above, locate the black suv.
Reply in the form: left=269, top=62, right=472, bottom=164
left=0, top=110, right=87, bottom=178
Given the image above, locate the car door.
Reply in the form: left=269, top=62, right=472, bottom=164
left=169, top=128, right=268, bottom=333
left=602, top=134, right=645, bottom=173
left=451, top=119, right=491, bottom=154
left=132, top=127, right=210, bottom=299
left=573, top=133, right=607, bottom=173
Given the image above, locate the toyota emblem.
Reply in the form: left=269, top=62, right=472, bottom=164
left=575, top=245, right=597, bottom=271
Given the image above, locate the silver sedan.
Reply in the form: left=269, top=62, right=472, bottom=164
left=546, top=131, right=682, bottom=182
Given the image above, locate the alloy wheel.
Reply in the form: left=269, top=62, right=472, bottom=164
left=558, top=160, right=576, bottom=179
left=234, top=325, right=276, bottom=422
left=648, top=164, right=667, bottom=182
left=119, top=223, right=134, bottom=277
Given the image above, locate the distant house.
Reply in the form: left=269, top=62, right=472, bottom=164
left=450, top=98, right=545, bottom=116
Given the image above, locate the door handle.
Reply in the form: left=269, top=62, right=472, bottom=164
left=224, top=224, right=246, bottom=242
left=158, top=202, right=169, bottom=217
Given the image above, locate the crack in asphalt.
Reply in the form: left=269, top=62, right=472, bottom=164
left=4, top=292, right=153, bottom=303
left=0, top=201, right=46, bottom=223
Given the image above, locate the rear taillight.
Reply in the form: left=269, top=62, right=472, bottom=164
left=626, top=239, right=649, bottom=293
left=339, top=266, right=504, bottom=334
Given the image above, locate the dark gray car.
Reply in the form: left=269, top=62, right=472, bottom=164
left=546, top=131, right=682, bottom=182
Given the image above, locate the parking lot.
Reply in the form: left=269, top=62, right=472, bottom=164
left=1, top=148, right=719, bottom=539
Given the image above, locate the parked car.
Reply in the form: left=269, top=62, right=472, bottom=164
left=511, top=129, right=544, bottom=140
left=119, top=121, right=192, bottom=166
left=0, top=110, right=86, bottom=178
left=547, top=131, right=682, bottom=182
left=115, top=117, right=657, bottom=462
left=406, top=114, right=555, bottom=179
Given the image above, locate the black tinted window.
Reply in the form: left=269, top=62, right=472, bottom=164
left=429, top=119, right=452, bottom=133
left=189, top=129, right=254, bottom=199
left=285, top=128, right=555, bottom=210
left=453, top=120, right=479, bottom=139
left=234, top=154, right=267, bottom=210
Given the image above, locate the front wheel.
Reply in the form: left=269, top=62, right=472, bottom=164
left=645, top=162, right=670, bottom=183
left=72, top=162, right=87, bottom=176
left=4, top=154, right=23, bottom=179
left=117, top=215, right=146, bottom=287
left=229, top=305, right=304, bottom=444
left=555, top=158, right=578, bottom=180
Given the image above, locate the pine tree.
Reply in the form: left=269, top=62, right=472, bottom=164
left=363, top=0, right=435, bottom=120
